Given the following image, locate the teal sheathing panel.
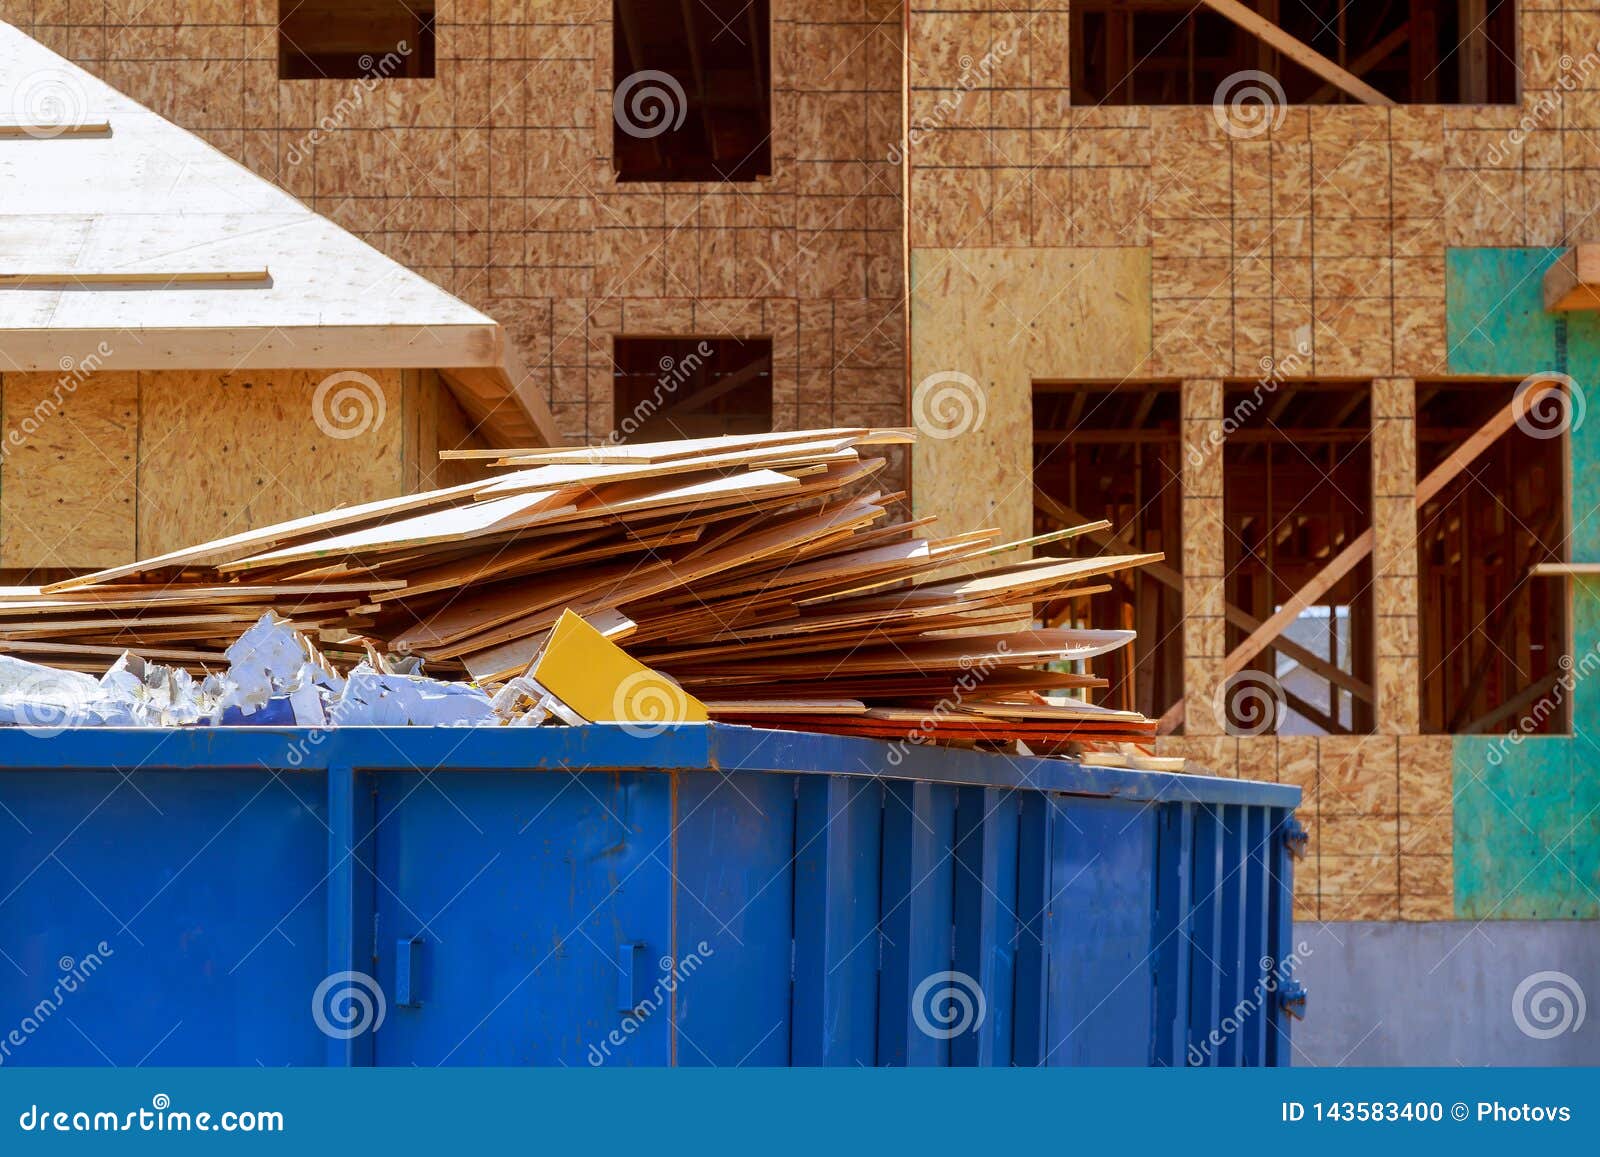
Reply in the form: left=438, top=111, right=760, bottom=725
left=1443, top=246, right=1600, bottom=384
left=1447, top=247, right=1600, bottom=918
left=1453, top=737, right=1599, bottom=919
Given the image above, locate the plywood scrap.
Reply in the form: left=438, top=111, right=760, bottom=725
left=7, top=428, right=1165, bottom=753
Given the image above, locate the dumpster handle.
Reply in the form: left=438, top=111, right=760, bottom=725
left=395, top=937, right=424, bottom=1008
left=618, top=942, right=649, bottom=1014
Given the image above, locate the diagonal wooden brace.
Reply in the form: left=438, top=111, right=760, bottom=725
left=1201, top=0, right=1396, bottom=107
left=1156, top=378, right=1564, bottom=732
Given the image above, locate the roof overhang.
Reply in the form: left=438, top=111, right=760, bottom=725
left=0, top=22, right=559, bottom=448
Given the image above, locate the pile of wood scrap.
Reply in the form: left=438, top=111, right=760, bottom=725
left=5, top=428, right=1165, bottom=753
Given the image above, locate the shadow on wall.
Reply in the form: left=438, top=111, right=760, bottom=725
left=1292, top=921, right=1599, bottom=1066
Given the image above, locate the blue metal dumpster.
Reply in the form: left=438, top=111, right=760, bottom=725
left=0, top=725, right=1300, bottom=1067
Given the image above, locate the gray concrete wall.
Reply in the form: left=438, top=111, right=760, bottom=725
left=1291, top=921, right=1600, bottom=1066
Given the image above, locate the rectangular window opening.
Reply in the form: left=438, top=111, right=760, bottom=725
left=1032, top=382, right=1185, bottom=721
left=1071, top=0, right=1518, bottom=106
left=279, top=0, right=435, bottom=80
left=1417, top=381, right=1568, bottom=735
left=1224, top=382, right=1374, bottom=736
left=611, top=337, right=773, bottom=443
left=612, top=0, right=772, bottom=181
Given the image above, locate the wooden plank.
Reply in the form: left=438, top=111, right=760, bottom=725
left=0, top=121, right=111, bottom=137
left=0, top=269, right=269, bottom=286
left=44, top=474, right=494, bottom=591
left=1199, top=0, right=1396, bottom=105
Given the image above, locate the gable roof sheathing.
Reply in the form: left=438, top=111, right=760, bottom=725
left=0, top=21, right=558, bottom=446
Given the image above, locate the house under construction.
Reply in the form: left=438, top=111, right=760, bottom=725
left=0, top=0, right=1595, bottom=1064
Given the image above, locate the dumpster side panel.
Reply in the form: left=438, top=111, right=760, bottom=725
left=0, top=768, right=328, bottom=1066
left=672, top=770, right=796, bottom=1066
left=0, top=731, right=1300, bottom=1068
left=878, top=781, right=957, bottom=1066
left=369, top=770, right=672, bottom=1067
left=951, top=786, right=1018, bottom=1067
left=791, top=776, right=882, bottom=1066
left=1042, top=795, right=1158, bottom=1066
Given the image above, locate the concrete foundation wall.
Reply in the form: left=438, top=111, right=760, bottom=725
left=1293, top=921, right=1600, bottom=1066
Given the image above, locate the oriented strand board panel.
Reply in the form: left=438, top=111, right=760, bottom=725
left=0, top=6, right=908, bottom=447
left=136, top=369, right=404, bottom=558
left=909, top=247, right=1152, bottom=546
left=400, top=369, right=496, bottom=493
left=0, top=370, right=137, bottom=569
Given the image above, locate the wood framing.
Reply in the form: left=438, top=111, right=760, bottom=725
left=1157, top=379, right=1565, bottom=733
left=1199, top=0, right=1396, bottom=106
left=1543, top=245, right=1600, bottom=311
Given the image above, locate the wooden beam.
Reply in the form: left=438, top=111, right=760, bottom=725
left=0, top=121, right=111, bottom=137
left=1282, top=686, right=1346, bottom=735
left=1459, top=672, right=1559, bottom=736
left=654, top=355, right=769, bottom=421
left=1156, top=379, right=1562, bottom=732
left=1532, top=562, right=1600, bottom=576
left=0, top=324, right=500, bottom=372
left=1542, top=245, right=1600, bottom=311
left=1199, top=0, right=1396, bottom=106
left=494, top=332, right=562, bottom=447
left=0, top=269, right=269, bottom=286
left=1306, top=23, right=1409, bottom=103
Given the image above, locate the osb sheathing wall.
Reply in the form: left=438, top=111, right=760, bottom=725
left=0, top=368, right=484, bottom=569
left=0, top=1, right=908, bottom=456
left=899, top=1, right=1600, bottom=921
